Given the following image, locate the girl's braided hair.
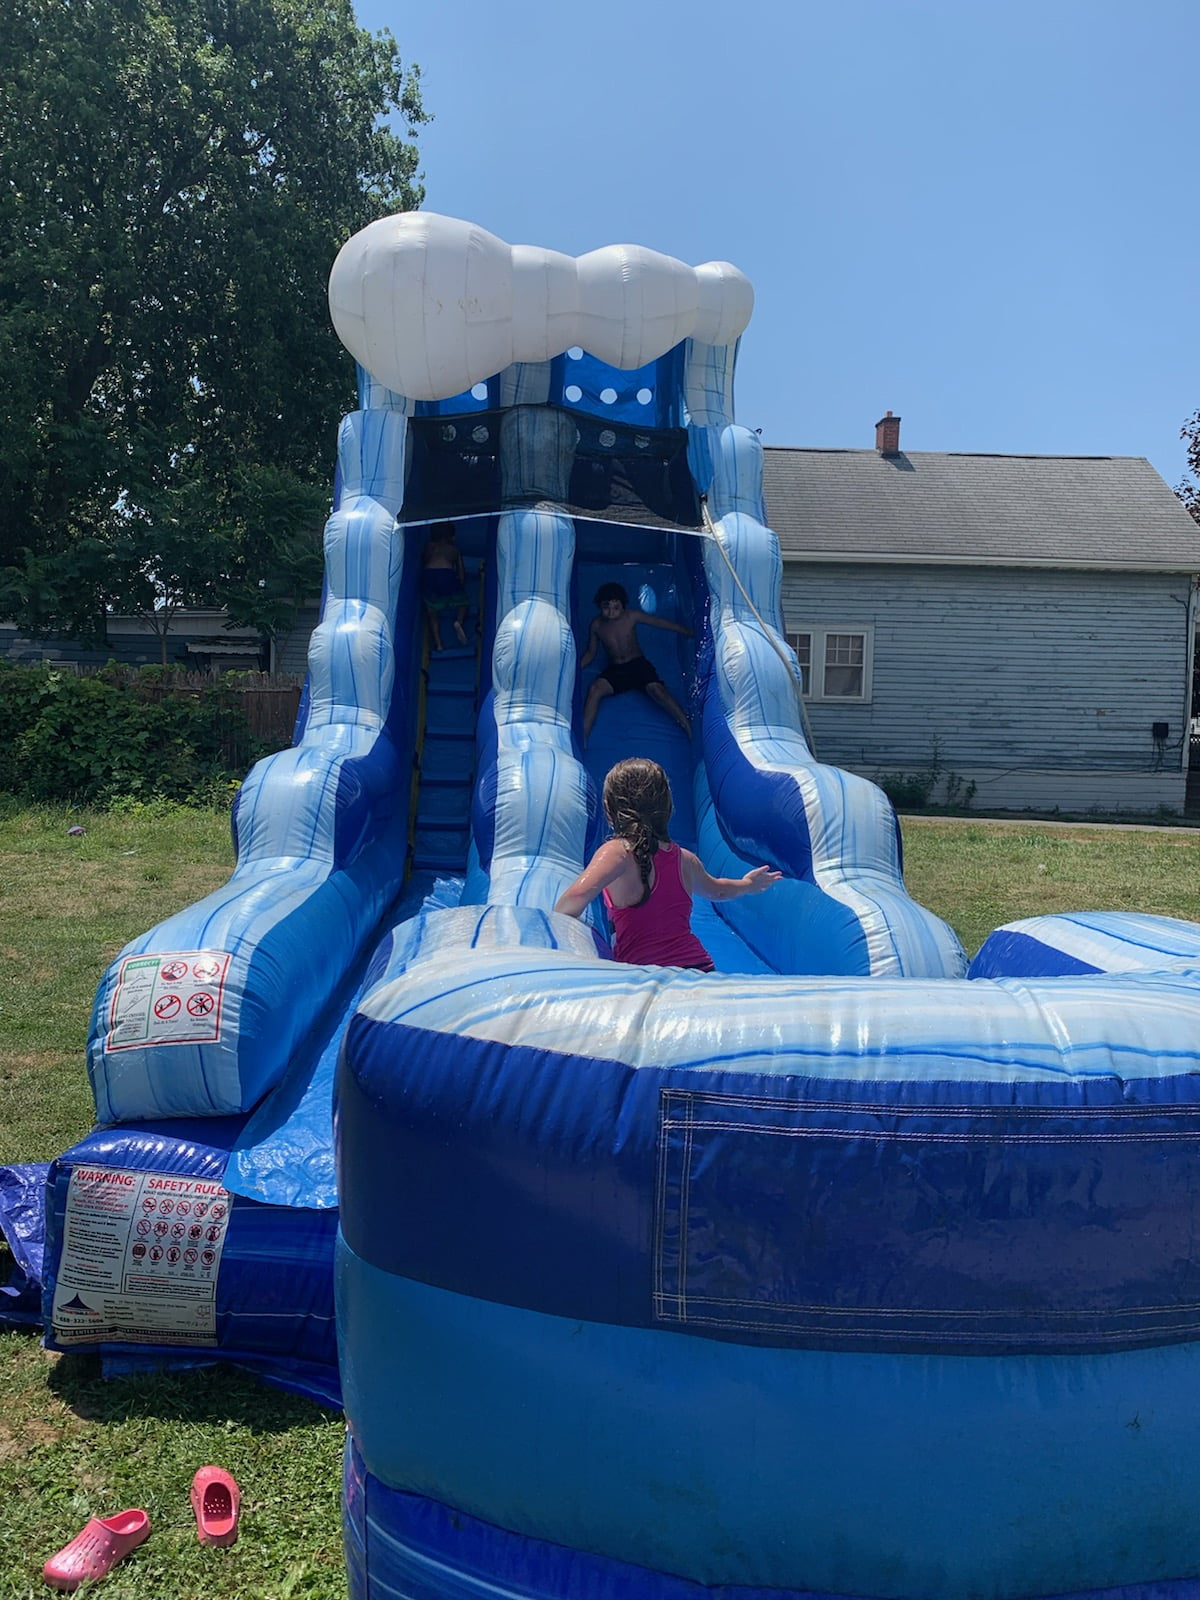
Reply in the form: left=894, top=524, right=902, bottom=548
left=602, top=758, right=673, bottom=906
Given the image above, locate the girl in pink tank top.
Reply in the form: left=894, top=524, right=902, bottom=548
left=553, top=759, right=781, bottom=971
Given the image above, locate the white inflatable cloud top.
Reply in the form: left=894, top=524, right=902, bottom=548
left=328, top=212, right=754, bottom=403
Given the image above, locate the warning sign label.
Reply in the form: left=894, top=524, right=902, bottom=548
left=105, top=951, right=231, bottom=1052
left=51, top=1166, right=232, bottom=1347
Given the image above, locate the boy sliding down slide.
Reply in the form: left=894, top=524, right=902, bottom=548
left=581, top=583, right=692, bottom=742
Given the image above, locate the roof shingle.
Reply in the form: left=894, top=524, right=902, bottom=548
left=762, top=448, right=1200, bottom=570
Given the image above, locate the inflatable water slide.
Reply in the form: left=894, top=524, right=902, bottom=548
left=43, top=215, right=1200, bottom=1600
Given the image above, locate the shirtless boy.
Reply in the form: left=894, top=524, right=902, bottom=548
left=420, top=521, right=469, bottom=651
left=581, top=583, right=692, bottom=742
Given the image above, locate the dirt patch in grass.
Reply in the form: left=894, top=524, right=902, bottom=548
left=0, top=1050, right=68, bottom=1080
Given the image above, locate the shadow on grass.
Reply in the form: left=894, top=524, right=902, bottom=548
left=48, top=1346, right=338, bottom=1433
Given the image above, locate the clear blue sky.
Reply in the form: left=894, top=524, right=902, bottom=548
left=355, top=0, right=1199, bottom=490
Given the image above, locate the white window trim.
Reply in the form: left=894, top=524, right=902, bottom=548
left=785, top=624, right=874, bottom=703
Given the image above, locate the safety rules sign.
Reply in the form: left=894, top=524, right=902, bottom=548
left=105, top=950, right=231, bottom=1051
left=51, top=1166, right=232, bottom=1347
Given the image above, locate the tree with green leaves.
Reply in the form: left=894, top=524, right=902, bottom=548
left=0, top=0, right=425, bottom=646
left=1180, top=412, right=1200, bottom=528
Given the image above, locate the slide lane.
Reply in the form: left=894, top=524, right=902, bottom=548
left=574, top=551, right=775, bottom=978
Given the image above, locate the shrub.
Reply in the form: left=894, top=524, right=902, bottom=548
left=874, top=740, right=975, bottom=812
left=0, top=662, right=267, bottom=805
left=878, top=770, right=938, bottom=809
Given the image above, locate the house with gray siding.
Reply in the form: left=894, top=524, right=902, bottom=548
left=0, top=610, right=268, bottom=671
left=763, top=416, right=1200, bottom=814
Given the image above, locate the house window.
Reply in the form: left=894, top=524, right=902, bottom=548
left=785, top=627, right=872, bottom=702
left=789, top=631, right=812, bottom=695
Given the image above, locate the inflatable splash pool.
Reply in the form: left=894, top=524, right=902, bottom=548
left=56, top=214, right=1200, bottom=1598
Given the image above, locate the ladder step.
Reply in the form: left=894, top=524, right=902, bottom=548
left=416, top=812, right=470, bottom=832
left=413, top=850, right=469, bottom=872
left=413, top=572, right=481, bottom=879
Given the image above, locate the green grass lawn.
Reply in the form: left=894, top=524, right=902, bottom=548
left=899, top=814, right=1200, bottom=956
left=2, top=799, right=1200, bottom=1596
left=0, top=802, right=343, bottom=1599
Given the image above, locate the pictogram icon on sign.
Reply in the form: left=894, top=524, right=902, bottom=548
left=153, top=994, right=181, bottom=1020
left=186, top=991, right=215, bottom=1018
left=160, top=960, right=189, bottom=982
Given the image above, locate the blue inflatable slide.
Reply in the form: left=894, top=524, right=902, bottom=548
left=40, top=215, right=1200, bottom=1600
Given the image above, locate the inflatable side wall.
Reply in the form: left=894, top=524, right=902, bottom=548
left=87, top=390, right=415, bottom=1124
left=43, top=378, right=421, bottom=1393
left=44, top=1120, right=339, bottom=1406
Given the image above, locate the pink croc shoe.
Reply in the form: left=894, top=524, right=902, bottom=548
left=43, top=1508, right=150, bottom=1591
left=191, top=1465, right=240, bottom=1547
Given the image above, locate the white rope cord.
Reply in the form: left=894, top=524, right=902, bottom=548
left=399, top=508, right=705, bottom=535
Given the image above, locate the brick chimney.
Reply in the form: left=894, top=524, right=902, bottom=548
left=875, top=411, right=901, bottom=456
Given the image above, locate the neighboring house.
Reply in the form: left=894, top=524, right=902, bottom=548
left=0, top=610, right=269, bottom=672
left=273, top=605, right=321, bottom=676
left=764, top=414, right=1200, bottom=815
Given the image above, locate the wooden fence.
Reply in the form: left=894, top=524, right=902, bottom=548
left=235, top=682, right=304, bottom=749
left=73, top=666, right=304, bottom=763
